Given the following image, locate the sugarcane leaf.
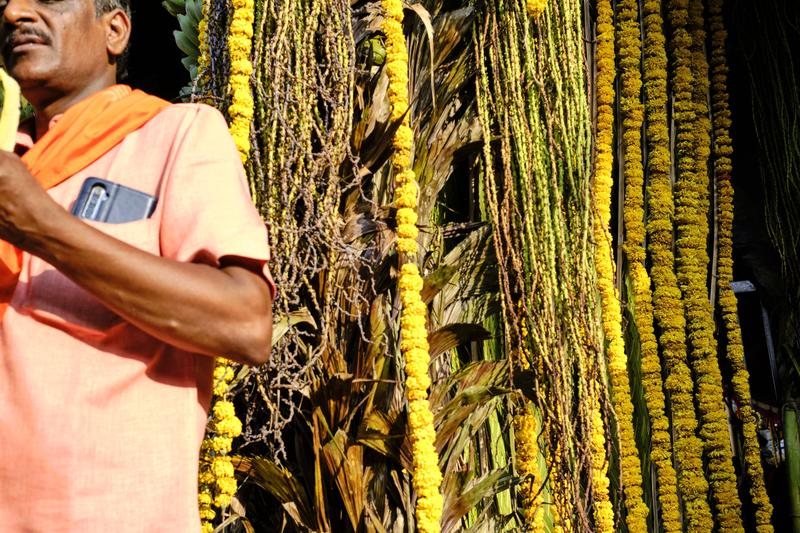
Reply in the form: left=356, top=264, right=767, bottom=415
left=321, top=430, right=369, bottom=530
left=232, top=456, right=315, bottom=529
left=357, top=410, right=412, bottom=471
left=343, top=212, right=382, bottom=242
left=406, top=2, right=437, bottom=112
left=422, top=224, right=490, bottom=304
left=441, top=467, right=514, bottom=532
left=312, top=374, right=356, bottom=434
left=436, top=393, right=506, bottom=467
left=428, top=323, right=491, bottom=359
left=357, top=111, right=410, bottom=177
left=365, top=504, right=390, bottom=533
left=430, top=360, right=507, bottom=408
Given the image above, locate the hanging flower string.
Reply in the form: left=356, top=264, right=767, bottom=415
left=228, top=0, right=256, bottom=164
left=198, top=1, right=254, bottom=529
left=590, top=5, right=616, bottom=521
left=199, top=364, right=242, bottom=533
left=514, top=325, right=545, bottom=531
left=669, top=0, right=744, bottom=529
left=589, top=397, right=614, bottom=533
left=643, top=1, right=715, bottom=529
left=589, top=1, right=626, bottom=530
left=514, top=404, right=545, bottom=531
left=616, top=0, right=682, bottom=530
left=708, top=0, right=774, bottom=530
left=197, top=0, right=210, bottom=77
left=382, top=1, right=443, bottom=531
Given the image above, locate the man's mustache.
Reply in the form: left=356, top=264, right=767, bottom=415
left=2, top=28, right=52, bottom=53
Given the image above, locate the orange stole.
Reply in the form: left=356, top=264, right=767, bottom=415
left=0, top=85, right=170, bottom=316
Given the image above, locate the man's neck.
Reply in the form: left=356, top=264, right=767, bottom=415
left=29, top=77, right=117, bottom=141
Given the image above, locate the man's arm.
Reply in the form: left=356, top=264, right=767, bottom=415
left=0, top=151, right=273, bottom=367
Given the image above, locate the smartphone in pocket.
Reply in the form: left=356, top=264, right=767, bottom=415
left=71, top=177, right=157, bottom=223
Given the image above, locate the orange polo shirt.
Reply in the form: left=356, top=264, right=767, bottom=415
left=0, top=103, right=274, bottom=532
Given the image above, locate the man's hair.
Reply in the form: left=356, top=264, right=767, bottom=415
left=94, top=0, right=132, bottom=80
left=95, top=0, right=131, bottom=18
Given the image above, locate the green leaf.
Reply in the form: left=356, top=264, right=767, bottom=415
left=428, top=323, right=491, bottom=359
left=162, top=0, right=186, bottom=17
left=233, top=456, right=315, bottom=530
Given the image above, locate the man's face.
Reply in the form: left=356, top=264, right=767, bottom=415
left=0, top=0, right=111, bottom=91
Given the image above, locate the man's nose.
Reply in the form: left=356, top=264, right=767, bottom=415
left=2, top=0, right=38, bottom=25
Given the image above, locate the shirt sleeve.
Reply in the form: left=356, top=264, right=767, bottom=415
left=158, top=105, right=276, bottom=297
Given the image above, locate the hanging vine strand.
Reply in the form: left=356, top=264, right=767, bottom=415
left=476, top=0, right=611, bottom=528
left=245, top=0, right=355, bottom=459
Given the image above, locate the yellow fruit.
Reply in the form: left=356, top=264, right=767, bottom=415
left=0, top=69, right=20, bottom=152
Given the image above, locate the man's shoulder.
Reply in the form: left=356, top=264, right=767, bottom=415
left=132, top=102, right=234, bottom=155
left=124, top=101, right=240, bottom=168
left=146, top=102, right=228, bottom=131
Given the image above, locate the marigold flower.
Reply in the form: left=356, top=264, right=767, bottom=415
left=708, top=0, right=774, bottom=529
left=382, top=1, right=443, bottom=530
left=589, top=1, right=643, bottom=529
left=615, top=0, right=683, bottom=529
left=668, top=0, right=744, bottom=529
left=526, top=0, right=547, bottom=18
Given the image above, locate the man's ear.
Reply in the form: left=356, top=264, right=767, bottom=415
left=104, top=9, right=132, bottom=59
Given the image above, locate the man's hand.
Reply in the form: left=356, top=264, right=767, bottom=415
left=0, top=151, right=59, bottom=248
left=0, top=150, right=273, bottom=366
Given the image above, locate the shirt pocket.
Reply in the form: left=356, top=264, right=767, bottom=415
left=18, top=218, right=158, bottom=338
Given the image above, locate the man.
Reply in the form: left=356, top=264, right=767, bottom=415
left=0, top=0, right=274, bottom=531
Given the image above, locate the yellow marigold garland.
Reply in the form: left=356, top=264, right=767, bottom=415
left=591, top=0, right=643, bottom=530
left=195, top=4, right=213, bottom=524
left=197, top=3, right=254, bottom=528
left=199, top=363, right=241, bottom=532
left=669, top=0, right=744, bottom=529
left=197, top=0, right=210, bottom=77
left=515, top=323, right=559, bottom=532
left=616, top=0, right=683, bottom=530
left=382, top=1, right=443, bottom=531
left=589, top=397, right=614, bottom=533
left=642, top=1, right=714, bottom=530
left=514, top=403, right=545, bottom=531
left=514, top=324, right=546, bottom=531
left=708, top=1, right=774, bottom=530
left=526, top=0, right=547, bottom=18
left=227, top=0, right=255, bottom=163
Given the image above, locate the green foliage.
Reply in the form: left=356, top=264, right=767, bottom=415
left=162, top=0, right=187, bottom=17
left=164, top=0, right=202, bottom=84
left=178, top=0, right=516, bottom=530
